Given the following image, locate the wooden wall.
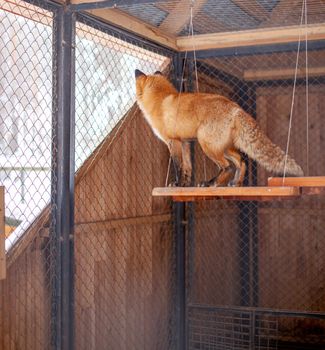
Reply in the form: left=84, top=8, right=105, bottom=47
left=73, top=108, right=173, bottom=350
left=256, top=84, right=325, bottom=342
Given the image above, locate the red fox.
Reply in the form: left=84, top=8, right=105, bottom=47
left=135, top=69, right=303, bottom=187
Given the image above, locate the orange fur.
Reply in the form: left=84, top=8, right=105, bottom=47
left=135, top=70, right=303, bottom=186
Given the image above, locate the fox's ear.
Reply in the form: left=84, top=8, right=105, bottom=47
left=135, top=69, right=146, bottom=78
left=154, top=71, right=163, bottom=76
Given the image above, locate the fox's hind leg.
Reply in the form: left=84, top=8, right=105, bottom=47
left=225, top=148, right=246, bottom=187
left=197, top=137, right=234, bottom=187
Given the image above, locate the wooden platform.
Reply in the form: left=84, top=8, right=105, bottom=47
left=152, top=186, right=300, bottom=202
left=153, top=177, right=325, bottom=202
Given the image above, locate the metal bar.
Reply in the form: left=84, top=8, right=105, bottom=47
left=53, top=7, right=76, bottom=350
left=70, top=0, right=164, bottom=12
left=186, top=58, right=196, bottom=350
left=76, top=12, right=176, bottom=57
left=184, top=40, right=325, bottom=59
left=174, top=202, right=186, bottom=350
left=249, top=86, right=259, bottom=308
left=173, top=53, right=186, bottom=350
left=237, top=84, right=251, bottom=307
left=188, top=303, right=325, bottom=320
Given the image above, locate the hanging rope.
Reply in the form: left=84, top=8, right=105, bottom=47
left=283, top=0, right=307, bottom=184
left=165, top=0, right=202, bottom=186
left=189, top=0, right=208, bottom=182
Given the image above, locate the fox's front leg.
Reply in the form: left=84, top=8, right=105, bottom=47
left=167, top=140, right=192, bottom=186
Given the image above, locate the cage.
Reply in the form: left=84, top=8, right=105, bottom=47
left=1, top=0, right=325, bottom=349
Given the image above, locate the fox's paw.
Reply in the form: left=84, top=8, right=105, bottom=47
left=228, top=179, right=242, bottom=187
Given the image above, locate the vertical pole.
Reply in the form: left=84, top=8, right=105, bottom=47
left=237, top=83, right=251, bottom=307
left=53, top=7, right=75, bottom=350
left=173, top=53, right=186, bottom=350
left=237, top=82, right=258, bottom=349
left=186, top=58, right=196, bottom=297
left=250, top=84, right=259, bottom=308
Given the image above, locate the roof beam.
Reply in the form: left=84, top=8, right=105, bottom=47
left=177, top=24, right=325, bottom=51
left=70, top=0, right=163, bottom=7
left=87, top=8, right=178, bottom=50
left=159, top=0, right=207, bottom=35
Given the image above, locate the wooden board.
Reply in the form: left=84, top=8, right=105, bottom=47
left=152, top=186, right=300, bottom=202
left=0, top=187, right=5, bottom=280
left=268, top=176, right=325, bottom=187
left=177, top=24, right=325, bottom=51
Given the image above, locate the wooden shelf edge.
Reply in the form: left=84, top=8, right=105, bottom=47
left=268, top=176, right=325, bottom=187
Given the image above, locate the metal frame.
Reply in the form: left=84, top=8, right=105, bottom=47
left=172, top=53, right=187, bottom=350
left=5, top=0, right=325, bottom=348
left=52, top=7, right=76, bottom=350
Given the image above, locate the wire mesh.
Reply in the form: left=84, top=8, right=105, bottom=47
left=185, top=44, right=325, bottom=349
left=1, top=0, right=325, bottom=349
left=106, top=0, right=325, bottom=36
left=73, top=15, right=176, bottom=350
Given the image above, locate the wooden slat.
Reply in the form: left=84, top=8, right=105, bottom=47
left=244, top=67, right=325, bottom=81
left=152, top=186, right=300, bottom=202
left=159, top=0, right=207, bottom=35
left=0, top=187, right=5, bottom=280
left=177, top=24, right=325, bottom=51
left=268, top=176, right=325, bottom=187
left=87, top=8, right=178, bottom=50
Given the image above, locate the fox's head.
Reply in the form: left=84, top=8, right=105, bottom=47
left=134, top=69, right=176, bottom=102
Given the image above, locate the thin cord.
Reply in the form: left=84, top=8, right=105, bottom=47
left=190, top=5, right=199, bottom=93
left=165, top=155, right=172, bottom=187
left=189, top=0, right=207, bottom=182
left=305, top=0, right=309, bottom=176
left=283, top=0, right=305, bottom=184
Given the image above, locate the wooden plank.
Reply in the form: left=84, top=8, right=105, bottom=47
left=268, top=176, right=325, bottom=187
left=159, top=0, right=207, bottom=35
left=177, top=24, right=325, bottom=51
left=152, top=186, right=300, bottom=202
left=87, top=8, right=178, bottom=50
left=0, top=187, right=5, bottom=280
left=244, top=67, right=325, bottom=81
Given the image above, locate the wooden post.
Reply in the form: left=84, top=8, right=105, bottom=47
left=0, top=186, right=5, bottom=280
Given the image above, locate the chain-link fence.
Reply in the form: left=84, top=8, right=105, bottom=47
left=184, top=45, right=325, bottom=349
left=0, top=0, right=57, bottom=348
left=73, top=14, right=176, bottom=350
left=1, top=0, right=325, bottom=349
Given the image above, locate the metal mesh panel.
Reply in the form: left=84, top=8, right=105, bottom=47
left=188, top=306, right=278, bottom=350
left=74, top=16, right=176, bottom=349
left=0, top=0, right=57, bottom=348
left=185, top=46, right=325, bottom=349
left=107, top=0, right=325, bottom=36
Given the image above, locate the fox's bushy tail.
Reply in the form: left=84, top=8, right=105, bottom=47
left=234, top=112, right=304, bottom=176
